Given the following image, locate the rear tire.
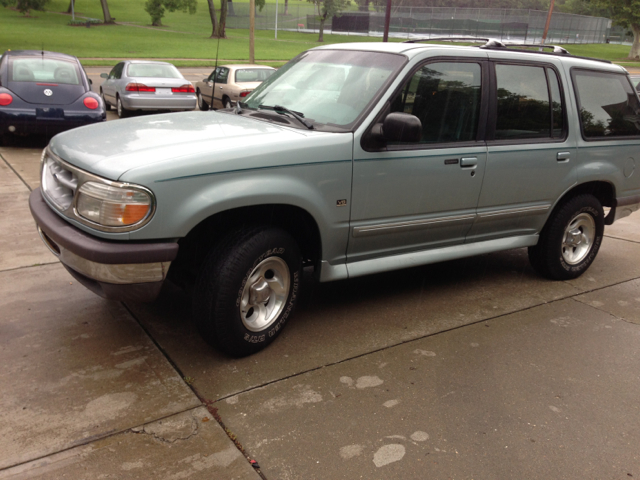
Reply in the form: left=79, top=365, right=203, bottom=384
left=223, top=97, right=232, bottom=109
left=193, top=227, right=302, bottom=357
left=116, top=96, right=129, bottom=118
left=528, top=194, right=604, bottom=280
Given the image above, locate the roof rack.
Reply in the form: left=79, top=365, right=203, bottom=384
left=404, top=37, right=505, bottom=47
left=498, top=43, right=569, bottom=54
left=403, top=37, right=612, bottom=63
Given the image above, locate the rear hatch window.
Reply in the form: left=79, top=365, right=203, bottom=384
left=7, top=57, right=85, bottom=105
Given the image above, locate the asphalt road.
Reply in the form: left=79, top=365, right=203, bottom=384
left=1, top=69, right=640, bottom=478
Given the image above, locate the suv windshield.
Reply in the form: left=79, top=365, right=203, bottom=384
left=244, top=50, right=406, bottom=130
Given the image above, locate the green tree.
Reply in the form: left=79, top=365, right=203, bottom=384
left=0, top=0, right=49, bottom=15
left=307, top=0, right=350, bottom=42
left=589, top=0, right=640, bottom=58
left=144, top=0, right=196, bottom=27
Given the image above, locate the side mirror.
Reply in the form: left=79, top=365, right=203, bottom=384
left=100, top=73, right=109, bottom=79
left=203, top=78, right=209, bottom=82
left=88, top=78, right=93, bottom=85
left=374, top=113, right=422, bottom=143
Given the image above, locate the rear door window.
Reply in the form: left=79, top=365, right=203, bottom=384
left=572, top=69, right=640, bottom=139
left=493, top=64, right=565, bottom=141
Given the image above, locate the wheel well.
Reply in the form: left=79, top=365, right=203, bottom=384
left=168, top=205, right=322, bottom=289
left=557, top=181, right=615, bottom=223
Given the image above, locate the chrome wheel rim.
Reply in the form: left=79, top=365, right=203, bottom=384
left=117, top=98, right=122, bottom=117
left=562, top=212, right=596, bottom=265
left=198, top=92, right=204, bottom=109
left=240, top=257, right=290, bottom=332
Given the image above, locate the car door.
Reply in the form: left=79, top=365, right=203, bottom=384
left=212, top=67, right=229, bottom=108
left=103, top=62, right=123, bottom=103
left=349, top=58, right=489, bottom=268
left=202, top=68, right=217, bottom=105
left=466, top=57, right=577, bottom=243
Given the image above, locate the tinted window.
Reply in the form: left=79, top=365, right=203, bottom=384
left=216, top=68, right=229, bottom=84
left=127, top=63, right=181, bottom=78
left=9, top=57, right=81, bottom=85
left=389, top=62, right=482, bottom=144
left=495, top=64, right=555, bottom=140
left=549, top=69, right=564, bottom=137
left=574, top=70, right=640, bottom=139
left=110, top=63, right=124, bottom=80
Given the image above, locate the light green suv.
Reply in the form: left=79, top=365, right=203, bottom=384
left=30, top=40, right=640, bottom=356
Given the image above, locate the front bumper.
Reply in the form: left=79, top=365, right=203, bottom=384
left=0, top=107, right=105, bottom=136
left=29, top=188, right=179, bottom=302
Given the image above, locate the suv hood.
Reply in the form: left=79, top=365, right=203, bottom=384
left=49, top=111, right=310, bottom=181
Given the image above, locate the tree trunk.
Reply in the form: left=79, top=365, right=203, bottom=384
left=630, top=24, right=640, bottom=59
left=207, top=0, right=218, bottom=37
left=100, top=0, right=113, bottom=23
left=218, top=0, right=228, bottom=38
left=65, top=0, right=73, bottom=13
left=284, top=0, right=288, bottom=15
left=318, top=16, right=325, bottom=42
left=228, top=0, right=235, bottom=16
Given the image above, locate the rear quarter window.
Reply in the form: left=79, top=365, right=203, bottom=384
left=572, top=69, right=640, bottom=139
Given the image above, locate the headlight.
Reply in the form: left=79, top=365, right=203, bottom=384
left=77, top=182, right=152, bottom=227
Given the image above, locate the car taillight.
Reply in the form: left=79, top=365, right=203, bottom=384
left=239, top=91, right=251, bottom=98
left=0, top=93, right=13, bottom=106
left=83, top=97, right=99, bottom=109
left=125, top=83, right=156, bottom=92
left=171, top=84, right=195, bottom=93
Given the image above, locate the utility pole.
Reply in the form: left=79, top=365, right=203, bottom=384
left=382, top=0, right=391, bottom=42
left=541, top=0, right=555, bottom=45
left=250, top=0, right=256, bottom=63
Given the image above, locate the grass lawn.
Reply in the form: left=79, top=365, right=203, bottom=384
left=1, top=0, right=638, bottom=68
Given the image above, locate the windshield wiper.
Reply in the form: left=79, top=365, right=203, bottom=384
left=259, top=104, right=314, bottom=130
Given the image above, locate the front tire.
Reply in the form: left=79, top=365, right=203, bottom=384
left=528, top=194, right=604, bottom=280
left=101, top=89, right=111, bottom=111
left=193, top=227, right=302, bottom=357
left=223, top=97, right=232, bottom=109
left=197, top=90, right=209, bottom=111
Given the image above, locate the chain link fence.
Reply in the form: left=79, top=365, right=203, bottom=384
left=225, top=4, right=612, bottom=44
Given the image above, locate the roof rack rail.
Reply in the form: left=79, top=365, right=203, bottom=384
left=494, top=43, right=570, bottom=54
left=404, top=37, right=505, bottom=48
left=403, top=37, right=612, bottom=64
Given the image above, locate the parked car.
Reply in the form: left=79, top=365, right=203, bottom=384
left=30, top=40, right=640, bottom=357
left=99, top=60, right=197, bottom=118
left=0, top=50, right=105, bottom=143
left=195, top=64, right=275, bottom=110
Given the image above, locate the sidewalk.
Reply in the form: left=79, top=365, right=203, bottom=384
left=1, top=143, right=640, bottom=478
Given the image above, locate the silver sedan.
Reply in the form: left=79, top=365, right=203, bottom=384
left=100, top=61, right=197, bottom=118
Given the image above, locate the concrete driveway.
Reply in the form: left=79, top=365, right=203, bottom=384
left=1, top=71, right=640, bottom=478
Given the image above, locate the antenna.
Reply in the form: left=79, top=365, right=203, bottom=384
left=210, top=34, right=221, bottom=109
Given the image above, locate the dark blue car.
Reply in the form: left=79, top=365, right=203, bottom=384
left=0, top=50, right=105, bottom=143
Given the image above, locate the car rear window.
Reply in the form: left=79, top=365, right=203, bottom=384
left=9, top=57, right=81, bottom=85
left=235, top=69, right=274, bottom=83
left=573, top=69, right=640, bottom=139
left=127, top=63, right=181, bottom=78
